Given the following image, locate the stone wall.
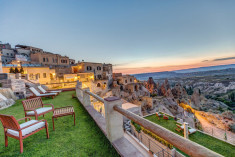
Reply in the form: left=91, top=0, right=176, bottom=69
left=0, top=79, right=26, bottom=99
left=0, top=88, right=16, bottom=110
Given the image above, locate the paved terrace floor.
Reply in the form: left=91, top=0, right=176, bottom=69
left=145, top=114, right=235, bottom=157
left=0, top=91, right=119, bottom=157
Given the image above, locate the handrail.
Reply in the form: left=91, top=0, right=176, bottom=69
left=113, top=105, right=222, bottom=157
left=85, top=90, right=105, bottom=103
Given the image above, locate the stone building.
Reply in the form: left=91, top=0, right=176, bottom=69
left=72, top=62, right=104, bottom=80
left=30, top=51, right=70, bottom=67
left=0, top=43, right=16, bottom=64
left=116, top=75, right=135, bottom=85
left=3, top=66, right=56, bottom=84
left=103, top=64, right=113, bottom=80
left=0, top=54, right=2, bottom=73
left=69, top=59, right=76, bottom=65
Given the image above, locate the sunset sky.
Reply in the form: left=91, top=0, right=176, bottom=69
left=1, top=0, right=235, bottom=74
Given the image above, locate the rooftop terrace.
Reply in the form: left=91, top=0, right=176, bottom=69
left=145, top=113, right=235, bottom=157
left=0, top=91, right=118, bottom=156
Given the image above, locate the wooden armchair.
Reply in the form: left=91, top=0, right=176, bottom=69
left=0, top=114, right=49, bottom=153
left=175, top=124, right=184, bottom=132
left=163, top=115, right=169, bottom=120
left=156, top=112, right=162, bottom=120
left=175, top=124, right=197, bottom=134
left=22, top=97, right=54, bottom=120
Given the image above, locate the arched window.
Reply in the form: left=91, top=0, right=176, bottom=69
left=130, top=78, right=133, bottom=82
left=87, top=66, right=92, bottom=71
left=97, top=83, right=101, bottom=87
left=97, top=66, right=101, bottom=70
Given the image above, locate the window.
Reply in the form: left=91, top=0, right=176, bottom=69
left=97, top=75, right=102, bottom=79
left=125, top=80, right=127, bottom=83
left=130, top=78, right=132, bottom=82
left=97, top=66, right=101, bottom=70
left=43, top=58, right=46, bottom=62
left=46, top=58, right=49, bottom=62
left=37, top=73, right=40, bottom=78
left=43, top=73, right=47, bottom=78
left=97, top=83, right=101, bottom=87
left=7, top=53, right=9, bottom=56
left=87, top=66, right=92, bottom=71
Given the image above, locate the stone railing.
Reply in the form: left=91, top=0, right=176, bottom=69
left=75, top=81, right=222, bottom=157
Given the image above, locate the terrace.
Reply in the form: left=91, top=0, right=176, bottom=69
left=0, top=83, right=234, bottom=157
left=145, top=113, right=235, bottom=157
left=0, top=91, right=118, bottom=156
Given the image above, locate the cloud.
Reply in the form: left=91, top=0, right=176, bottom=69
left=202, top=60, right=209, bottom=62
left=213, top=57, right=235, bottom=61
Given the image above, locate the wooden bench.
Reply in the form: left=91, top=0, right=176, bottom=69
left=52, top=106, right=75, bottom=130
left=22, top=97, right=54, bottom=120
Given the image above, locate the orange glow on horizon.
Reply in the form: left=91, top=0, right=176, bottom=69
left=114, top=59, right=235, bottom=74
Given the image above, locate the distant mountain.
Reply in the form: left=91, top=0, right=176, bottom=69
left=174, top=64, right=235, bottom=73
left=133, top=64, right=235, bottom=81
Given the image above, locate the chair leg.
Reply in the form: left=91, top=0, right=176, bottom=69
left=19, top=138, right=23, bottom=154
left=52, top=117, right=55, bottom=131
left=5, top=135, right=8, bottom=147
left=25, top=113, right=28, bottom=122
left=73, top=113, right=75, bottom=126
left=46, top=123, right=49, bottom=139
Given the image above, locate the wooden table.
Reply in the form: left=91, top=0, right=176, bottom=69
left=52, top=106, right=75, bottom=130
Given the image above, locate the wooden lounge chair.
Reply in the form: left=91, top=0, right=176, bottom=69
left=22, top=97, right=54, bottom=120
left=38, top=86, right=62, bottom=95
left=0, top=114, right=49, bottom=154
left=29, top=87, right=57, bottom=99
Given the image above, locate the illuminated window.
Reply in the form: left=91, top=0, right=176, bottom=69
left=43, top=73, right=47, bottom=78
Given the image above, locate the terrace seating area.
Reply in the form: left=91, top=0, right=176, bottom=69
left=0, top=91, right=118, bottom=156
left=145, top=113, right=235, bottom=157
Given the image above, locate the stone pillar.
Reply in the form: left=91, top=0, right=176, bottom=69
left=104, top=97, right=124, bottom=142
left=184, top=122, right=189, bottom=139
left=82, top=87, right=91, bottom=106
left=76, top=81, right=83, bottom=101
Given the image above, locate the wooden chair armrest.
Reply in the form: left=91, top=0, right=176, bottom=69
left=20, top=119, right=47, bottom=130
left=43, top=104, right=54, bottom=110
left=17, top=117, right=31, bottom=122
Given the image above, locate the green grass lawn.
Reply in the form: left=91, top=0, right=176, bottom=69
left=0, top=91, right=119, bottom=157
left=145, top=114, right=235, bottom=157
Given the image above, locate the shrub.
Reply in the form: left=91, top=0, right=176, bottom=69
left=14, top=67, right=19, bottom=73
left=229, top=124, right=235, bottom=133
left=141, top=127, right=173, bottom=149
left=131, top=121, right=141, bottom=133
left=20, top=67, right=24, bottom=74
left=9, top=67, right=15, bottom=73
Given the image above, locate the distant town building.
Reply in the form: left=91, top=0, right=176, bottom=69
left=69, top=59, right=76, bottom=65
left=116, top=74, right=135, bottom=85
left=2, top=66, right=56, bottom=84
left=72, top=62, right=113, bottom=81
left=0, top=54, right=2, bottom=73
left=30, top=51, right=70, bottom=67
left=72, top=62, right=104, bottom=80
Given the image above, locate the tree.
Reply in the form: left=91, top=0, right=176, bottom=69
left=20, top=67, right=24, bottom=74
left=9, top=67, right=15, bottom=73
left=14, top=67, right=19, bottom=73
